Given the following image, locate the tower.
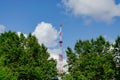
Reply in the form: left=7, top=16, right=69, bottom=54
left=58, top=24, right=63, bottom=73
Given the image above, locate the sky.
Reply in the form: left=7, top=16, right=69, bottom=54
left=0, top=0, right=120, bottom=67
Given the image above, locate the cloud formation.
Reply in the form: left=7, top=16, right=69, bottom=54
left=33, top=22, right=59, bottom=48
left=32, top=22, right=67, bottom=71
left=0, top=25, right=5, bottom=33
left=48, top=48, right=60, bottom=60
left=17, top=32, right=27, bottom=38
left=17, top=22, right=60, bottom=61
left=62, top=0, right=120, bottom=21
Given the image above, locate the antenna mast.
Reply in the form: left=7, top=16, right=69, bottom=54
left=58, top=24, right=63, bottom=73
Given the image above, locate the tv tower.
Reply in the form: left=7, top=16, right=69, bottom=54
left=58, top=24, right=63, bottom=73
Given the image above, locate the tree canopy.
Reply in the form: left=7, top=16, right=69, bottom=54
left=0, top=31, right=120, bottom=80
left=63, top=36, right=117, bottom=80
left=113, top=36, right=120, bottom=79
left=0, top=31, right=58, bottom=80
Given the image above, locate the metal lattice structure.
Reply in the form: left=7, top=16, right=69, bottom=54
left=58, top=24, right=63, bottom=73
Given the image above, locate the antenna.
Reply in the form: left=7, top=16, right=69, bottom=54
left=58, top=24, right=63, bottom=73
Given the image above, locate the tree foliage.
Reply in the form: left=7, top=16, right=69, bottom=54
left=113, top=36, right=120, bottom=79
left=1, top=31, right=120, bottom=80
left=63, top=36, right=116, bottom=80
left=0, top=31, right=58, bottom=80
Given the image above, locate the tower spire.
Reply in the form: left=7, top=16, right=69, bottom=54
left=58, top=24, right=63, bottom=73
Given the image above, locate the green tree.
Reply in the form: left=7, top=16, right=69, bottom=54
left=113, top=36, right=120, bottom=80
left=63, top=36, right=115, bottom=80
left=0, top=31, right=58, bottom=80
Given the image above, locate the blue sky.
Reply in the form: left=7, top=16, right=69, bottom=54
left=0, top=0, right=120, bottom=54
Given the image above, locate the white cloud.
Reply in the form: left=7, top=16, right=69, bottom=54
left=0, top=25, right=5, bottom=33
left=48, top=48, right=60, bottom=60
left=62, top=0, right=120, bottom=21
left=17, top=21, right=67, bottom=72
left=33, top=22, right=59, bottom=48
left=32, top=22, right=65, bottom=71
left=17, top=32, right=27, bottom=38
